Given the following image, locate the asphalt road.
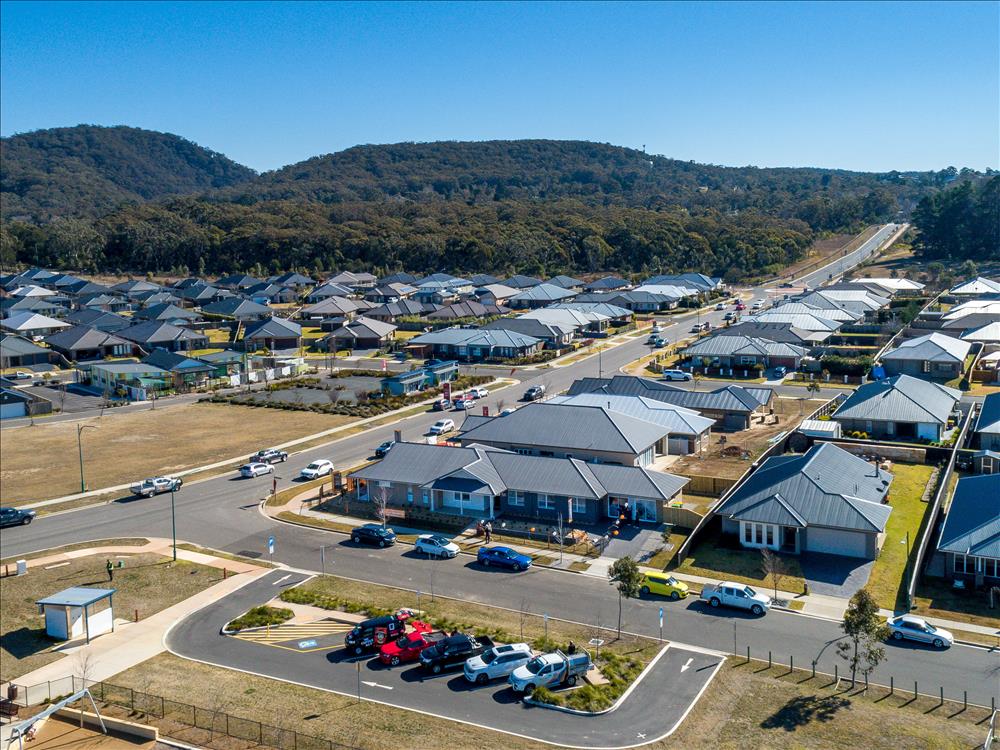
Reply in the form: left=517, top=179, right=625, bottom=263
left=167, top=569, right=723, bottom=749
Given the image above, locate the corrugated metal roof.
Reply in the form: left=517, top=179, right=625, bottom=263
left=244, top=316, right=302, bottom=338
left=743, top=312, right=841, bottom=332
left=588, top=463, right=688, bottom=500
left=938, top=475, right=1000, bottom=557
left=684, top=335, right=807, bottom=358
left=566, top=375, right=773, bottom=414
left=509, top=283, right=577, bottom=302
left=975, top=393, right=1000, bottom=435
left=548, top=393, right=715, bottom=436
left=411, top=327, right=542, bottom=348
left=716, top=442, right=893, bottom=533
left=882, top=333, right=970, bottom=364
left=833, top=374, right=961, bottom=425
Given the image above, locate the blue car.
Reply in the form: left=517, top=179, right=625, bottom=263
left=477, top=546, right=532, bottom=571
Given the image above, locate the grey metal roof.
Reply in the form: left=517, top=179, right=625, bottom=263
left=881, top=333, right=970, bottom=364
left=584, top=276, right=630, bottom=291
left=142, top=349, right=214, bottom=372
left=548, top=275, right=585, bottom=289
left=833, top=374, right=961, bottom=425
left=743, top=312, right=842, bottom=332
left=975, top=393, right=1000, bottom=435
left=643, top=273, right=718, bottom=291
left=489, top=453, right=604, bottom=498
left=0, top=312, right=70, bottom=332
left=367, top=299, right=440, bottom=318
left=458, top=402, right=670, bottom=454
left=503, top=275, right=544, bottom=289
left=328, top=316, right=396, bottom=339
left=468, top=273, right=501, bottom=286
left=90, top=361, right=169, bottom=375
left=411, top=327, right=542, bottom=349
left=548, top=393, right=715, bottom=436
left=202, top=298, right=272, bottom=317
left=715, top=322, right=829, bottom=344
left=684, top=335, right=807, bottom=358
left=483, top=318, right=575, bottom=340
left=44, top=325, right=129, bottom=350
left=63, top=309, right=130, bottom=332
left=938, top=475, right=1000, bottom=557
left=950, top=277, right=1000, bottom=295
left=961, top=322, right=1000, bottom=343
left=426, top=301, right=509, bottom=319
left=302, top=297, right=369, bottom=316
left=770, top=302, right=860, bottom=322
left=133, top=303, right=201, bottom=322
left=244, top=316, right=302, bottom=338
left=0, top=334, right=48, bottom=356
left=550, top=302, right=632, bottom=319
left=587, top=463, right=689, bottom=501
left=350, top=443, right=501, bottom=486
left=508, top=283, right=577, bottom=303
left=716, top=442, right=893, bottom=533
left=566, top=375, right=773, bottom=414
left=118, top=321, right=207, bottom=345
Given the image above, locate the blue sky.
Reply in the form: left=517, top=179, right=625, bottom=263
left=2, top=1, right=997, bottom=173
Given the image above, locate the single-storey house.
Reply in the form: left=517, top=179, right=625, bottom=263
left=132, top=303, right=203, bottom=327
left=715, top=442, right=893, bottom=559
left=961, top=321, right=1000, bottom=349
left=547, top=275, right=585, bottom=291
left=880, top=333, right=971, bottom=380
left=425, top=301, right=509, bottom=320
left=832, top=374, right=961, bottom=442
left=381, top=272, right=420, bottom=285
left=520, top=307, right=612, bottom=334
left=243, top=316, right=303, bottom=351
left=0, top=312, right=71, bottom=338
left=424, top=359, right=459, bottom=385
left=324, top=316, right=397, bottom=350
left=349, top=442, right=687, bottom=524
left=503, top=275, right=544, bottom=289
left=583, top=276, right=631, bottom=293
left=472, top=284, right=519, bottom=305
left=949, top=277, right=1000, bottom=296
left=0, top=296, right=68, bottom=319
left=483, top=317, right=576, bottom=348
left=300, top=296, right=371, bottom=321
left=89, top=361, right=171, bottom=394
left=409, top=327, right=543, bottom=362
left=215, top=274, right=264, bottom=290
left=683, top=336, right=807, bottom=371
left=974, top=393, right=1000, bottom=451
left=110, top=280, right=162, bottom=298
left=366, top=299, right=441, bottom=322
left=305, top=282, right=354, bottom=303
left=0, top=334, right=58, bottom=368
left=62, top=309, right=131, bottom=333
left=44, top=325, right=134, bottom=361
left=644, top=273, right=721, bottom=293
left=117, top=321, right=209, bottom=353
left=468, top=273, right=501, bottom=286
left=589, top=290, right=681, bottom=312
left=566, top=375, right=774, bottom=431
left=270, top=272, right=315, bottom=288
left=198, top=349, right=244, bottom=376
left=328, top=271, right=377, bottom=291
left=1, top=387, right=34, bottom=420
left=177, top=284, right=234, bottom=306
left=201, top=298, right=273, bottom=321
left=549, top=302, right=633, bottom=325
left=142, top=349, right=216, bottom=388
left=246, top=282, right=299, bottom=304
left=79, top=293, right=131, bottom=313
left=715, top=321, right=831, bottom=346
left=935, top=474, right=1000, bottom=587
left=364, top=283, right=417, bottom=304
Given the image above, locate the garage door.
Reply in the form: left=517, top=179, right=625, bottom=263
left=668, top=436, right=691, bottom=455
left=0, top=402, right=27, bottom=420
left=806, top=527, right=868, bottom=558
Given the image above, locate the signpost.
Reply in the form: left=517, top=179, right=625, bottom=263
left=442, top=382, right=452, bottom=402
left=267, top=535, right=275, bottom=565
left=659, top=607, right=664, bottom=643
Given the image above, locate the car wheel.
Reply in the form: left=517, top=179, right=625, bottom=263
left=477, top=674, right=488, bottom=685
left=670, top=591, right=680, bottom=601
left=565, top=675, right=577, bottom=687
left=640, top=585, right=650, bottom=596
left=524, top=684, right=535, bottom=695
left=513, top=563, right=522, bottom=572
left=710, top=597, right=721, bottom=608
left=751, top=604, right=764, bottom=616
left=22, top=516, right=32, bottom=525
left=378, top=540, right=386, bottom=548
left=390, top=656, right=400, bottom=666
left=432, top=664, right=442, bottom=675
left=933, top=638, right=944, bottom=649
left=892, top=631, right=903, bottom=641
left=353, top=536, right=361, bottom=544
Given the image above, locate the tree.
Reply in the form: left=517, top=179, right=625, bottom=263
left=837, top=589, right=888, bottom=688
left=608, top=556, right=642, bottom=639
left=760, top=548, right=789, bottom=601
left=373, top=486, right=389, bottom=528
left=806, top=380, right=821, bottom=398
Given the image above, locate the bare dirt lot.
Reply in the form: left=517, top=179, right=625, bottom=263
left=0, top=403, right=353, bottom=503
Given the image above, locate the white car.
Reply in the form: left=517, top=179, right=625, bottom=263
left=887, top=615, right=954, bottom=648
left=650, top=324, right=663, bottom=334
left=414, top=534, right=460, bottom=558
left=469, top=386, right=490, bottom=399
left=751, top=299, right=765, bottom=310
left=661, top=369, right=692, bottom=381
left=240, top=462, right=274, bottom=478
left=464, top=643, right=533, bottom=684
left=12, top=371, right=32, bottom=380
left=300, top=459, right=334, bottom=480
left=429, top=419, right=455, bottom=435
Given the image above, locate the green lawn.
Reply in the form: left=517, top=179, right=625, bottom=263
left=865, top=463, right=935, bottom=611
left=672, top=529, right=805, bottom=594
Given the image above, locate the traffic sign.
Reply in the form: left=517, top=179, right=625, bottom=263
left=267, top=535, right=275, bottom=555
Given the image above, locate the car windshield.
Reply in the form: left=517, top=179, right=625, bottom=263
left=306, top=463, right=322, bottom=470
left=666, top=576, right=680, bottom=586
left=482, top=649, right=498, bottom=664
left=399, top=634, right=421, bottom=647
left=745, top=586, right=757, bottom=597
left=922, top=622, right=936, bottom=633
left=524, top=657, right=544, bottom=674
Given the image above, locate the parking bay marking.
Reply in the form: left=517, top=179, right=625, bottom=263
left=362, top=681, right=393, bottom=690
left=680, top=658, right=693, bottom=673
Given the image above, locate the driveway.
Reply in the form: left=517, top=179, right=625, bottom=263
left=799, top=553, right=874, bottom=598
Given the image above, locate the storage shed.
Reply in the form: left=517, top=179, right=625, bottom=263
left=36, top=587, right=115, bottom=643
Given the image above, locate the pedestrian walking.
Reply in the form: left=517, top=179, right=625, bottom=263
left=106, top=559, right=114, bottom=582
left=484, top=521, right=492, bottom=544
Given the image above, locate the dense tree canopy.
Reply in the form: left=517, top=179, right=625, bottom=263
left=912, top=177, right=1000, bottom=262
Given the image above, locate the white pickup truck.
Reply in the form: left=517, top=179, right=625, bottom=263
left=508, top=649, right=591, bottom=694
left=130, top=476, right=183, bottom=498
left=700, top=581, right=771, bottom=616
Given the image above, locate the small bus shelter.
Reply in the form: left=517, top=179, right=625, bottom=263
left=36, top=587, right=116, bottom=644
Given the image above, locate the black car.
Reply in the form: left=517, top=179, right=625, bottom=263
left=374, top=440, right=395, bottom=458
left=344, top=610, right=415, bottom=655
left=419, top=633, right=495, bottom=674
left=523, top=385, right=545, bottom=401
left=351, top=523, right=397, bottom=547
left=0, top=506, right=36, bottom=528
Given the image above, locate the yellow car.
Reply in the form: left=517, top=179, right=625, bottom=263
left=640, top=573, right=689, bottom=600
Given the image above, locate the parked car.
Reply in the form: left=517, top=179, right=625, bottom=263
left=499, top=408, right=516, bottom=416
left=374, top=440, right=395, bottom=458
left=299, top=459, right=334, bottom=480
left=653, top=337, right=666, bottom=348
left=887, top=615, right=954, bottom=648
left=661, top=369, right=692, bottom=382
left=419, top=633, right=495, bottom=674
left=700, top=582, right=771, bottom=615
left=509, top=649, right=592, bottom=694
left=345, top=610, right=425, bottom=655
left=772, top=366, right=788, bottom=378
left=239, top=462, right=274, bottom=478
left=469, top=386, right=489, bottom=399
left=523, top=385, right=546, bottom=401
left=751, top=299, right=765, bottom=310
left=723, top=311, right=736, bottom=321
left=429, top=418, right=455, bottom=435
left=715, top=302, right=725, bottom=310
left=650, top=324, right=663, bottom=334
left=130, top=476, right=183, bottom=497
left=11, top=371, right=32, bottom=380
left=414, top=534, right=460, bottom=558
left=464, top=643, right=533, bottom=684
left=690, top=324, right=703, bottom=333
left=249, top=448, right=288, bottom=464
left=0, top=506, right=36, bottom=527
left=379, top=628, right=447, bottom=666
left=640, top=572, right=689, bottom=600
left=477, top=546, right=532, bottom=571
left=453, top=398, right=474, bottom=411
left=432, top=398, right=450, bottom=411
left=351, top=523, right=396, bottom=548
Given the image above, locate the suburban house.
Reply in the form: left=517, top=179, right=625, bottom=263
left=305, top=282, right=354, bottom=303
left=177, top=284, right=234, bottom=306
left=0, top=387, right=36, bottom=420
left=62, top=309, right=131, bottom=333
left=215, top=274, right=264, bottom=290
left=935, top=474, right=1000, bottom=587
left=328, top=271, right=378, bottom=291
left=503, top=275, right=544, bottom=289
left=270, top=272, right=315, bottom=288
left=381, top=272, right=420, bottom=285
left=348, top=442, right=688, bottom=524
left=880, top=333, right=971, bottom=380
left=580, top=289, right=681, bottom=312
left=425, top=300, right=509, bottom=320
left=472, top=283, right=519, bottom=305
left=79, top=293, right=130, bottom=313
left=644, top=273, right=721, bottom=293
left=567, top=375, right=774, bottom=431
left=0, top=334, right=59, bottom=369
left=521, top=307, right=613, bottom=334
left=0, top=296, right=67, bottom=318
left=44, top=326, right=134, bottom=361
left=714, top=442, right=893, bottom=559
left=507, top=283, right=578, bottom=309
left=483, top=317, right=575, bottom=348
left=110, top=280, right=161, bottom=298
left=117, top=321, right=209, bottom=353
left=949, top=277, right=1000, bottom=296
left=548, top=275, right=585, bottom=291
left=550, top=301, right=633, bottom=325
left=832, top=374, right=961, bottom=441
left=89, top=362, right=171, bottom=395
left=715, top=321, right=830, bottom=347
left=457, top=402, right=674, bottom=467
left=364, top=283, right=417, bottom=304
left=132, top=303, right=203, bottom=327
left=198, top=350, right=245, bottom=376
left=381, top=360, right=459, bottom=396
left=243, top=317, right=303, bottom=351
left=468, top=273, right=501, bottom=286
left=0, top=312, right=71, bottom=338
left=245, top=282, right=299, bottom=304
left=961, top=321, right=1000, bottom=349
left=583, top=276, right=631, bottom=293
left=683, top=336, right=807, bottom=371
left=409, top=327, right=543, bottom=361
left=324, top=316, right=397, bottom=351
left=300, top=296, right=372, bottom=321
left=201, top=298, right=273, bottom=321
left=974, top=393, right=1000, bottom=451
left=366, top=299, right=441, bottom=322
left=141, top=349, right=216, bottom=388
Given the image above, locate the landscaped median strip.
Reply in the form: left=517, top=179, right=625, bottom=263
left=19, top=375, right=518, bottom=514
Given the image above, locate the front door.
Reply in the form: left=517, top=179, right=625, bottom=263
left=781, top=526, right=797, bottom=552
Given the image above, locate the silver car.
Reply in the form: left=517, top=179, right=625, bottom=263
left=887, top=615, right=954, bottom=648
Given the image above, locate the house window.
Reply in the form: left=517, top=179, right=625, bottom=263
left=743, top=523, right=753, bottom=544
left=922, top=360, right=931, bottom=373
left=953, top=555, right=972, bottom=574
left=765, top=525, right=774, bottom=546
left=406, top=486, right=414, bottom=504
left=378, top=481, right=392, bottom=488
left=538, top=494, right=554, bottom=510
left=572, top=497, right=586, bottom=514
left=983, top=558, right=998, bottom=578
left=508, top=490, right=525, bottom=506
left=739, top=356, right=756, bottom=365
left=515, top=448, right=534, bottom=456
left=421, top=489, right=430, bottom=506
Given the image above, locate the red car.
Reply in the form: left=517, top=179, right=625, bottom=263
left=379, top=623, right=444, bottom=666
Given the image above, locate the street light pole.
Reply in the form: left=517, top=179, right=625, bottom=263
left=170, top=488, right=177, bottom=561
left=76, top=424, right=97, bottom=493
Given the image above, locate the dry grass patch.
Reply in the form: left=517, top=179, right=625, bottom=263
left=1, top=403, right=353, bottom=502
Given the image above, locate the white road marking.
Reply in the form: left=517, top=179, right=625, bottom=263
left=680, top=658, right=693, bottom=673
left=636, top=733, right=646, bottom=739
left=272, top=574, right=291, bottom=585
left=361, top=681, right=393, bottom=690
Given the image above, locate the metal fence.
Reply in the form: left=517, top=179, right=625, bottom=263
left=5, top=677, right=362, bottom=750
left=986, top=709, right=998, bottom=750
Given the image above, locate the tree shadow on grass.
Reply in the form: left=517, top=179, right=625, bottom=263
left=760, top=694, right=850, bottom=732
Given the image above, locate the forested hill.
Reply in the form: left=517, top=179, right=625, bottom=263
left=0, top=125, right=257, bottom=223
left=229, top=139, right=952, bottom=232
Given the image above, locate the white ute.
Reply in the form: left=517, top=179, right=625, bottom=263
left=700, top=581, right=771, bottom=615
left=130, top=476, right=183, bottom=497
left=508, top=649, right=592, bottom=694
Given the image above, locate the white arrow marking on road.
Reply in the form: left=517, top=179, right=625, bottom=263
left=680, top=658, right=693, bottom=673
left=361, top=681, right=393, bottom=690
left=272, top=574, right=291, bottom=586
